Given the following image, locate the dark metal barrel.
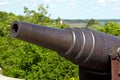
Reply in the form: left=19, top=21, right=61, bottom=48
left=10, top=21, right=72, bottom=54
left=10, top=21, right=120, bottom=72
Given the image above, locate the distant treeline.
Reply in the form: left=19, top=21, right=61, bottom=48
left=62, top=19, right=120, bottom=24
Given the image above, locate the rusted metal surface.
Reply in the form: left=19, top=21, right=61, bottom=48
left=111, top=54, right=120, bottom=80
left=10, top=21, right=120, bottom=80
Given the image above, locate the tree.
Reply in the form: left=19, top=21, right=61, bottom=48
left=23, top=4, right=51, bottom=24
left=86, top=18, right=100, bottom=27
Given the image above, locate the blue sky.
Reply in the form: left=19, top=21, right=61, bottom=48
left=0, top=0, right=120, bottom=19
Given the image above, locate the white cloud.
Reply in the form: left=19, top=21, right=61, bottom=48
left=108, top=0, right=120, bottom=2
left=56, top=0, right=66, bottom=2
left=68, top=2, right=76, bottom=7
left=43, top=0, right=52, bottom=3
left=22, top=3, right=28, bottom=6
left=113, top=7, right=120, bottom=10
left=50, top=4, right=57, bottom=9
left=0, top=1, right=8, bottom=6
left=98, top=0, right=106, bottom=4
left=98, top=0, right=107, bottom=6
left=93, top=7, right=101, bottom=10
left=33, top=3, right=38, bottom=6
left=87, top=0, right=107, bottom=6
left=43, top=0, right=66, bottom=3
left=87, top=1, right=97, bottom=4
left=16, top=0, right=21, bottom=2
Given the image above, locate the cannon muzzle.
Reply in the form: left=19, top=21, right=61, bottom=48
left=10, top=21, right=120, bottom=72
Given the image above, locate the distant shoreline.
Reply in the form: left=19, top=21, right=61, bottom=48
left=63, top=19, right=120, bottom=23
left=61, top=19, right=120, bottom=27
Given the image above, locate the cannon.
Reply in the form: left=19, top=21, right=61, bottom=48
left=10, top=21, right=120, bottom=80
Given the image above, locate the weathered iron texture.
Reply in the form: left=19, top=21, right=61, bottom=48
left=10, top=21, right=120, bottom=80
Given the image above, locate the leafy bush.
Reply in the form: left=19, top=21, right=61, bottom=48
left=0, top=4, right=78, bottom=80
left=1, top=4, right=120, bottom=80
left=96, top=21, right=120, bottom=36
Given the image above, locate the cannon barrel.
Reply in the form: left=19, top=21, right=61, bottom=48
left=10, top=21, right=120, bottom=72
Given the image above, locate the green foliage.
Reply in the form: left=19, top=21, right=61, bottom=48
left=0, top=4, right=78, bottom=80
left=23, top=4, right=51, bottom=25
left=96, top=21, right=120, bottom=36
left=86, top=18, right=100, bottom=27
left=1, top=3, right=120, bottom=80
